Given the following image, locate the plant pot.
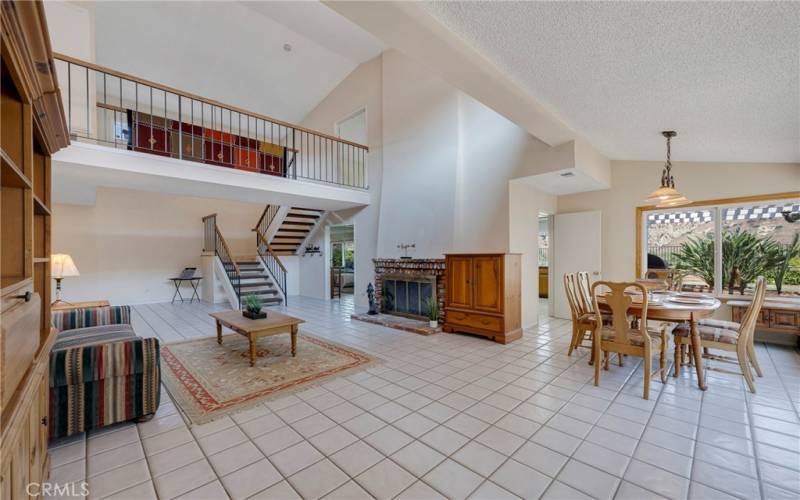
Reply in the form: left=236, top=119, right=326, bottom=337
left=429, top=320, right=438, bottom=328
left=243, top=310, right=267, bottom=320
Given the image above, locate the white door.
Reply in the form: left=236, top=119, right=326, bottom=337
left=552, top=211, right=602, bottom=319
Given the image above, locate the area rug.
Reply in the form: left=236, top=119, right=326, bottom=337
left=160, top=333, right=379, bottom=425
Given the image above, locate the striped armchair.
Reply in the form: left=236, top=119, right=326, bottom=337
left=49, top=305, right=161, bottom=439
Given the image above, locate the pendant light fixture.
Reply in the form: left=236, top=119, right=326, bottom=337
left=645, top=131, right=690, bottom=207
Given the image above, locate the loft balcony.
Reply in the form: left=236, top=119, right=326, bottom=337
left=52, top=54, right=369, bottom=205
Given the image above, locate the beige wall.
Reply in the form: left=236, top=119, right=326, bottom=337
left=52, top=188, right=264, bottom=305
left=557, top=161, right=800, bottom=282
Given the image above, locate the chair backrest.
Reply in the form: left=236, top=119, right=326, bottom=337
left=576, top=272, right=593, bottom=314
left=563, top=273, right=580, bottom=320
left=737, top=276, right=766, bottom=347
left=591, top=281, right=650, bottom=346
left=668, top=270, right=684, bottom=291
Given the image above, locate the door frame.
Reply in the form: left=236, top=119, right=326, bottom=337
left=326, top=222, right=356, bottom=299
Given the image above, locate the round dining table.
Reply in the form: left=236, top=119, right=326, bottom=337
left=597, top=292, right=721, bottom=391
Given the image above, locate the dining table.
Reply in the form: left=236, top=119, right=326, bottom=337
left=597, top=291, right=721, bottom=391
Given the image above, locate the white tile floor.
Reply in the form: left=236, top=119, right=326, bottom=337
left=47, top=296, right=800, bottom=499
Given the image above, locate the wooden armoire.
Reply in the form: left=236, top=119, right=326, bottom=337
left=443, top=253, right=522, bottom=344
left=1, top=2, right=69, bottom=497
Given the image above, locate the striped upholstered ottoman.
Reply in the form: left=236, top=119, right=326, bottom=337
left=49, top=305, right=160, bottom=439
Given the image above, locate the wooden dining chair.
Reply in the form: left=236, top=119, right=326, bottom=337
left=591, top=281, right=669, bottom=400
left=672, top=276, right=766, bottom=393
left=565, top=273, right=594, bottom=360
left=575, top=272, right=620, bottom=366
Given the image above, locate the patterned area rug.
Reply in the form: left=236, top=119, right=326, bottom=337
left=160, top=333, right=378, bottom=425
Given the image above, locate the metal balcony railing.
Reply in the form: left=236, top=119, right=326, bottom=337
left=54, top=54, right=369, bottom=190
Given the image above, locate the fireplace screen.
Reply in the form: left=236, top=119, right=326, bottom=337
left=382, top=275, right=436, bottom=318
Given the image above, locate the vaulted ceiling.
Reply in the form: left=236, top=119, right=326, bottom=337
left=422, top=1, right=800, bottom=163
left=93, top=1, right=383, bottom=124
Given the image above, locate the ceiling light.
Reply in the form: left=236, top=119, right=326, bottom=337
left=283, top=43, right=292, bottom=52
left=645, top=131, right=691, bottom=208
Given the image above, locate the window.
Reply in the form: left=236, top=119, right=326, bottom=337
left=640, top=195, right=800, bottom=297
left=331, top=241, right=354, bottom=269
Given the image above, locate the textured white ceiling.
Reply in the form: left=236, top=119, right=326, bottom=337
left=423, top=2, right=800, bottom=163
left=94, top=1, right=382, bottom=124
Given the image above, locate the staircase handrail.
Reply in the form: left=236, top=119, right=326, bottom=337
left=255, top=230, right=287, bottom=305
left=204, top=213, right=241, bottom=307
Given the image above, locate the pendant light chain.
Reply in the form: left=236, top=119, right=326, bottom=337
left=664, top=133, right=674, bottom=188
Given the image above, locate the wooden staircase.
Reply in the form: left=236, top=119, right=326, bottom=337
left=271, top=207, right=326, bottom=255
left=235, top=257, right=283, bottom=306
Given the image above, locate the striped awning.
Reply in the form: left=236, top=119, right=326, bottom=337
left=723, top=204, right=799, bottom=221
left=648, top=210, right=713, bottom=225
left=648, top=203, right=799, bottom=224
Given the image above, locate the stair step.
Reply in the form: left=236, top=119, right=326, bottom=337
left=281, top=218, right=316, bottom=226
left=260, top=296, right=283, bottom=305
left=284, top=212, right=320, bottom=220
left=280, top=222, right=314, bottom=233
left=239, top=281, right=273, bottom=289
left=241, top=289, right=279, bottom=297
left=292, top=207, right=324, bottom=214
left=272, top=237, right=305, bottom=243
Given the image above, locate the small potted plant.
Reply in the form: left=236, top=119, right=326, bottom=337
left=242, top=295, right=266, bottom=320
left=426, top=298, right=439, bottom=329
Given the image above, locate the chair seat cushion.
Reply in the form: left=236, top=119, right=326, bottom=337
left=673, top=322, right=738, bottom=345
left=578, top=312, right=612, bottom=326
left=600, top=327, right=662, bottom=347
left=698, top=318, right=740, bottom=330
left=53, top=324, right=136, bottom=351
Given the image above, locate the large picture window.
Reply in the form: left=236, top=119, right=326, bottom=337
left=640, top=194, right=800, bottom=297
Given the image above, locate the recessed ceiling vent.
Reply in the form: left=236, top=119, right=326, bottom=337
left=560, top=172, right=575, bottom=178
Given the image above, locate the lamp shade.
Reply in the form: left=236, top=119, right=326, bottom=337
left=644, top=186, right=683, bottom=204
left=51, top=254, right=80, bottom=278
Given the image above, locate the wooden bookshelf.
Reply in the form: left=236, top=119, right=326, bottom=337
left=1, top=1, right=69, bottom=497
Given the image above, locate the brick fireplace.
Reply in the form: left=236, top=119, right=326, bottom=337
left=373, top=258, right=446, bottom=322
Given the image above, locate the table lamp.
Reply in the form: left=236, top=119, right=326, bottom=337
left=51, top=254, right=79, bottom=305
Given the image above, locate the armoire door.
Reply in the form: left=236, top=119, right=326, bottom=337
left=448, top=256, right=473, bottom=309
left=473, top=256, right=503, bottom=313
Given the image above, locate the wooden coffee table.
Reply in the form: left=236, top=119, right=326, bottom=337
left=209, top=310, right=305, bottom=367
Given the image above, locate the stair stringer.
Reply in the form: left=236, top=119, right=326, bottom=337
left=264, top=205, right=291, bottom=243
left=294, top=210, right=330, bottom=255
left=214, top=256, right=241, bottom=310
left=256, top=254, right=288, bottom=306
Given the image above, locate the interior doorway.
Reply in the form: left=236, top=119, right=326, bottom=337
left=538, top=212, right=552, bottom=318
left=330, top=224, right=355, bottom=299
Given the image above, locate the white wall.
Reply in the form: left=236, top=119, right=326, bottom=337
left=299, top=54, right=383, bottom=306
left=377, top=50, right=460, bottom=258
left=509, top=180, right=556, bottom=326
left=45, top=1, right=96, bottom=137
left=52, top=188, right=264, bottom=305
